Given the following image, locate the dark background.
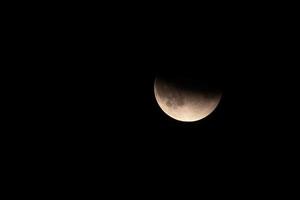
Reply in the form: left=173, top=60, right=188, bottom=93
left=4, top=3, right=298, bottom=192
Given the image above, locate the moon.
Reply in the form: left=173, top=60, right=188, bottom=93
left=154, top=75, right=222, bottom=122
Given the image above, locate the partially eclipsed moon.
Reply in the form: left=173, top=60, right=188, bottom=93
left=154, top=76, right=222, bottom=122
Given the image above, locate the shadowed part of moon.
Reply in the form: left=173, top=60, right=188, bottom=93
left=154, top=77, right=222, bottom=122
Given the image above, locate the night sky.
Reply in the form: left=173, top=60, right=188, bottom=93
left=10, top=4, right=297, bottom=191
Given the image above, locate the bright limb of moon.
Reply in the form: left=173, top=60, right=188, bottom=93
left=154, top=77, right=222, bottom=122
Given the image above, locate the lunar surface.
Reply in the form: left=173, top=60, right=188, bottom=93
left=154, top=76, right=222, bottom=122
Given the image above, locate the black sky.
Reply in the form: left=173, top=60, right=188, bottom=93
left=8, top=4, right=298, bottom=190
